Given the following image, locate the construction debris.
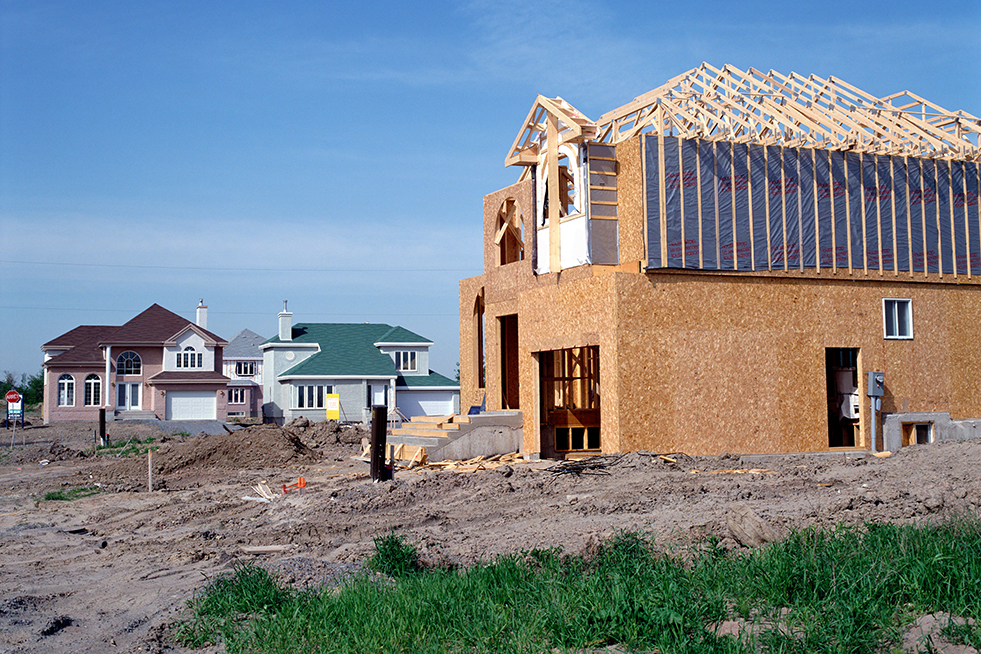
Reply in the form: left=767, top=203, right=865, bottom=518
left=545, top=454, right=624, bottom=476
left=690, top=468, right=774, bottom=475
left=417, top=452, right=524, bottom=473
left=726, top=503, right=778, bottom=548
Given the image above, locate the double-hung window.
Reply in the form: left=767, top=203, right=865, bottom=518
left=84, top=374, right=101, bottom=406
left=883, top=299, right=913, bottom=339
left=58, top=374, right=75, bottom=406
left=229, top=387, right=246, bottom=404
left=235, top=361, right=256, bottom=376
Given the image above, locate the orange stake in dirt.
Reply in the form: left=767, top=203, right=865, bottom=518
left=282, top=477, right=306, bottom=494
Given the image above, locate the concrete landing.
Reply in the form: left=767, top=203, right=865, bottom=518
left=390, top=411, right=522, bottom=461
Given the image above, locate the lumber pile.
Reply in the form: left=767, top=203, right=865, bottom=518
left=417, top=452, right=523, bottom=473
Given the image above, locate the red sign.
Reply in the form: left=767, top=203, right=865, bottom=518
left=5, top=390, right=20, bottom=404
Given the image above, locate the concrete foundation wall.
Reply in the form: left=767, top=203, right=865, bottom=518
left=883, top=412, right=981, bottom=450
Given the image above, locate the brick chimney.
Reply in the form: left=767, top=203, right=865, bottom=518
left=196, top=299, right=208, bottom=329
left=278, top=300, right=292, bottom=341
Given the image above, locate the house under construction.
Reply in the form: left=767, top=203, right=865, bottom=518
left=459, top=63, right=981, bottom=458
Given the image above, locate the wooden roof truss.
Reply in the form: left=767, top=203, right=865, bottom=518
left=506, top=63, right=981, bottom=167
left=594, top=63, right=981, bottom=160
left=505, top=95, right=598, bottom=167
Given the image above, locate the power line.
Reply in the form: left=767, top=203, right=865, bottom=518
left=0, top=305, right=457, bottom=317
left=0, top=259, right=481, bottom=274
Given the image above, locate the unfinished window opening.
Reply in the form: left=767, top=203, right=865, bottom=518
left=539, top=346, right=600, bottom=455
left=902, top=422, right=933, bottom=446
left=495, top=198, right=525, bottom=265
left=826, top=348, right=860, bottom=448
left=474, top=292, right=485, bottom=389
left=536, top=143, right=584, bottom=225
left=499, top=315, right=519, bottom=410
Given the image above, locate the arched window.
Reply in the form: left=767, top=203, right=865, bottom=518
left=57, top=374, right=75, bottom=406
left=84, top=374, right=101, bottom=406
left=177, top=346, right=203, bottom=369
left=116, top=351, right=142, bottom=375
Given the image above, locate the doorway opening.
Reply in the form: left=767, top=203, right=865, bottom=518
left=539, top=346, right=599, bottom=458
left=826, top=348, right=859, bottom=448
left=499, top=315, right=519, bottom=409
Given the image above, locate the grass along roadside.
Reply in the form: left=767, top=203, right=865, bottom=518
left=95, top=435, right=159, bottom=458
left=176, top=517, right=981, bottom=653
left=42, top=485, right=102, bottom=501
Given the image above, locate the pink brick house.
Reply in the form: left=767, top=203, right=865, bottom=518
left=41, top=302, right=230, bottom=422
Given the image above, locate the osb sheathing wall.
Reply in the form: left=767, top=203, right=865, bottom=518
left=610, top=272, right=980, bottom=455
left=461, top=134, right=981, bottom=456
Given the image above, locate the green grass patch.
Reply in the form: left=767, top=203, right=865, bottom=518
left=96, top=436, right=158, bottom=458
left=366, top=531, right=421, bottom=578
left=42, top=485, right=102, bottom=501
left=176, top=517, right=981, bottom=653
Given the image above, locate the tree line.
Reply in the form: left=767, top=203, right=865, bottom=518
left=2, top=370, right=44, bottom=406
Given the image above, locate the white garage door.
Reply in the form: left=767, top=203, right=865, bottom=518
left=166, top=391, right=217, bottom=420
left=397, top=391, right=455, bottom=418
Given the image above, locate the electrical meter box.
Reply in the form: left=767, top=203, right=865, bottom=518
left=867, top=372, right=885, bottom=397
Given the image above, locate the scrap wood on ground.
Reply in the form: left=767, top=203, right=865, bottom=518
left=421, top=451, right=524, bottom=472
left=545, top=454, right=624, bottom=475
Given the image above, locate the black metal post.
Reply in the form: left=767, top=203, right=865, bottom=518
left=370, top=405, right=388, bottom=482
left=99, top=409, right=106, bottom=446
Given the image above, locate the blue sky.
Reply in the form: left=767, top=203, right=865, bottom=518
left=1, top=0, right=979, bottom=381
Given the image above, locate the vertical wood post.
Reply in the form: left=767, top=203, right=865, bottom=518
left=370, top=405, right=388, bottom=482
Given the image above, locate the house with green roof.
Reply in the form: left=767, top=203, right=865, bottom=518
left=261, top=308, right=459, bottom=424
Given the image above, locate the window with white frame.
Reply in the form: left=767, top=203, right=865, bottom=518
left=235, top=361, right=256, bottom=377
left=883, top=299, right=913, bottom=339
left=84, top=374, right=101, bottom=406
left=295, top=384, right=332, bottom=409
left=116, top=351, right=141, bottom=375
left=229, top=387, right=246, bottom=404
left=58, top=374, right=75, bottom=406
left=177, top=346, right=203, bottom=368
left=395, top=351, right=417, bottom=372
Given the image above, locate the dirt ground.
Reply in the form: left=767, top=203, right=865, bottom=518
left=1, top=413, right=979, bottom=654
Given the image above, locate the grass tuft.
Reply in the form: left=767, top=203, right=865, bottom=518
left=176, top=517, right=981, bottom=654
left=96, top=436, right=157, bottom=458
left=365, top=531, right=421, bottom=578
left=43, top=485, right=101, bottom=501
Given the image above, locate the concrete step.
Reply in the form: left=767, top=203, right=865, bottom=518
left=116, top=410, right=158, bottom=421
left=398, top=421, right=460, bottom=432
left=410, top=415, right=453, bottom=424
left=391, top=427, right=452, bottom=439
left=388, top=410, right=523, bottom=461
left=389, top=434, right=454, bottom=448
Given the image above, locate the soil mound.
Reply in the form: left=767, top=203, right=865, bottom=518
left=157, top=424, right=320, bottom=473
left=282, top=417, right=368, bottom=447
